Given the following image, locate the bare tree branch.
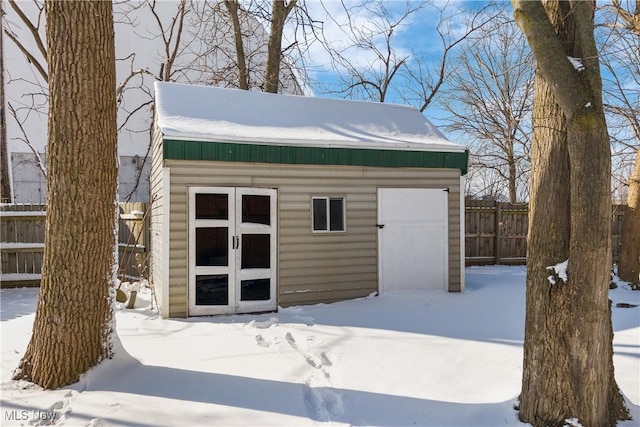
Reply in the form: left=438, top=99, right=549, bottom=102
left=7, top=0, right=47, bottom=66
left=7, top=101, right=46, bottom=176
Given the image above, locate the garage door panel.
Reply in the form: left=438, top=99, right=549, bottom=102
left=380, top=188, right=447, bottom=223
left=381, top=224, right=446, bottom=290
left=378, top=188, right=448, bottom=292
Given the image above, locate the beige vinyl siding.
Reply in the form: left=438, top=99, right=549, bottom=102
left=163, top=159, right=461, bottom=314
left=278, top=188, right=376, bottom=305
left=166, top=189, right=188, bottom=317
left=149, top=124, right=167, bottom=314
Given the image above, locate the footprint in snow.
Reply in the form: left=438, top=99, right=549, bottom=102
left=255, top=334, right=271, bottom=348
left=286, top=333, right=329, bottom=372
left=320, top=352, right=333, bottom=367
left=285, top=332, right=297, bottom=349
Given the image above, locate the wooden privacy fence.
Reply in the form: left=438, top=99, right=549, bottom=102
left=1, top=200, right=627, bottom=285
left=117, top=202, right=149, bottom=282
left=465, top=200, right=626, bottom=266
left=0, top=204, right=45, bottom=286
left=0, top=203, right=149, bottom=288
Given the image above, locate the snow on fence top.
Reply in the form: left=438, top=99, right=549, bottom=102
left=154, top=82, right=465, bottom=153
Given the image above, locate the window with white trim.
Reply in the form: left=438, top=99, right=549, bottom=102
left=312, top=196, right=345, bottom=232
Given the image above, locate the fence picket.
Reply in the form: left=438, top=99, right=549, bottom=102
left=1, top=203, right=149, bottom=287
left=465, top=200, right=623, bottom=266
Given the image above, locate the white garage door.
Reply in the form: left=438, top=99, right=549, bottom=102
left=378, top=188, right=448, bottom=292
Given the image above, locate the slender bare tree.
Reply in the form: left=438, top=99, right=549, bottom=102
left=598, top=0, right=640, bottom=285
left=264, top=0, right=297, bottom=93
left=3, top=0, right=48, bottom=181
left=512, top=0, right=629, bottom=425
left=1, top=0, right=11, bottom=202
left=442, top=13, right=533, bottom=203
left=203, top=0, right=300, bottom=93
left=224, top=0, right=250, bottom=90
left=115, top=0, right=192, bottom=201
left=13, top=0, right=118, bottom=389
left=316, top=0, right=498, bottom=112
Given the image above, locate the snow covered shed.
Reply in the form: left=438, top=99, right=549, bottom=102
left=151, top=81, right=468, bottom=317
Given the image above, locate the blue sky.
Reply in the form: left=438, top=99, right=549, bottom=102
left=293, top=0, right=503, bottom=131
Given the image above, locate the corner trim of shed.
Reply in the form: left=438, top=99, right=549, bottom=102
left=163, top=139, right=468, bottom=175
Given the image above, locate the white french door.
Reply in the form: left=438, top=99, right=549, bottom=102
left=188, top=187, right=277, bottom=316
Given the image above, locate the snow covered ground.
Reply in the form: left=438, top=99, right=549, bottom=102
left=1, top=266, right=638, bottom=426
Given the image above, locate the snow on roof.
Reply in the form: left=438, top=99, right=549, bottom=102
left=154, top=82, right=465, bottom=153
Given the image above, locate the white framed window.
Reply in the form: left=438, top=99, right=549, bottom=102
left=312, top=196, right=346, bottom=233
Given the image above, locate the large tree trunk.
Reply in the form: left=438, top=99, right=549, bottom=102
left=520, top=70, right=574, bottom=425
left=513, top=1, right=629, bottom=425
left=565, top=110, right=623, bottom=427
left=618, top=147, right=640, bottom=285
left=13, top=0, right=118, bottom=389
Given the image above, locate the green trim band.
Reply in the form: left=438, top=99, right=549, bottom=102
left=163, top=139, right=468, bottom=175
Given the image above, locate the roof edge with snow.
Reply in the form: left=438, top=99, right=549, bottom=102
left=154, top=82, right=468, bottom=174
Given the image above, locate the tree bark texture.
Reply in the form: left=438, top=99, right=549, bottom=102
left=224, top=0, right=249, bottom=90
left=512, top=1, right=629, bottom=425
left=14, top=0, right=118, bottom=389
left=618, top=146, right=640, bottom=285
left=264, top=0, right=296, bottom=93
left=521, top=70, right=575, bottom=426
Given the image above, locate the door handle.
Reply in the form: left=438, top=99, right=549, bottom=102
left=376, top=224, right=385, bottom=229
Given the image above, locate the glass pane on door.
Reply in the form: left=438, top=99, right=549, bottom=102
left=196, top=194, right=228, bottom=219
left=196, top=228, right=228, bottom=266
left=196, top=275, right=229, bottom=305
left=241, top=279, right=270, bottom=301
left=242, top=195, right=270, bottom=225
left=241, top=234, right=270, bottom=268
left=191, top=187, right=276, bottom=315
